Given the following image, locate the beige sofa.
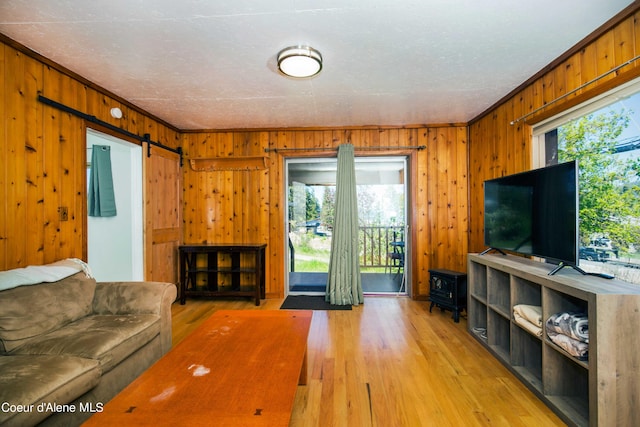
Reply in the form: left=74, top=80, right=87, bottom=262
left=0, top=262, right=176, bottom=427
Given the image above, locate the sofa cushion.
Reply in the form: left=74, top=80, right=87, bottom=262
left=0, top=272, right=96, bottom=353
left=11, top=314, right=160, bottom=373
left=0, top=354, right=100, bottom=426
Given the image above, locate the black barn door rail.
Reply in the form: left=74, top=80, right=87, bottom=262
left=37, top=94, right=183, bottom=166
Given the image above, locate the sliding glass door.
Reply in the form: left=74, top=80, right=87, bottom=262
left=286, top=157, right=408, bottom=295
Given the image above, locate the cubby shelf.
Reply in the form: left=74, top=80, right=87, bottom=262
left=467, top=253, right=640, bottom=427
left=179, top=244, right=267, bottom=306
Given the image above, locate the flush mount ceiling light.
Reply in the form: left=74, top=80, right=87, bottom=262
left=277, top=45, right=322, bottom=78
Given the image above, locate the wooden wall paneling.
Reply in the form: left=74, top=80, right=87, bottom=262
left=596, top=31, right=617, bottom=86
left=367, top=128, right=380, bottom=148
left=434, top=128, right=449, bottom=268
left=1, top=37, right=184, bottom=274
left=256, top=134, right=271, bottom=244
left=455, top=126, right=469, bottom=270
left=326, top=129, right=337, bottom=149
left=218, top=133, right=232, bottom=243
left=378, top=128, right=390, bottom=149
left=181, top=125, right=467, bottom=299
left=197, top=133, right=211, bottom=243
left=299, top=129, right=312, bottom=149
left=276, top=131, right=296, bottom=296
left=24, top=52, right=45, bottom=266
left=443, top=128, right=458, bottom=269
left=563, top=55, right=582, bottom=102
left=410, top=133, right=426, bottom=295
left=71, top=80, right=89, bottom=263
left=212, top=135, right=226, bottom=243
left=202, top=134, right=218, bottom=243
left=467, top=108, right=494, bottom=255
left=512, top=100, right=529, bottom=173
left=351, top=129, right=363, bottom=147
left=332, top=129, right=346, bottom=148
left=289, top=130, right=302, bottom=150
left=580, top=43, right=599, bottom=86
left=427, top=129, right=442, bottom=273
left=218, top=169, right=231, bottom=242
left=415, top=129, right=430, bottom=295
left=529, top=78, right=544, bottom=123
left=86, top=92, right=116, bottom=128
left=232, top=134, right=245, bottom=244
left=187, top=132, right=212, bottom=243
left=43, top=68, right=88, bottom=264
left=496, top=104, right=510, bottom=174
left=184, top=133, right=198, bottom=243
left=143, top=116, right=159, bottom=148
left=51, top=73, right=68, bottom=263
left=124, top=106, right=143, bottom=137
left=503, top=100, right=516, bottom=173
left=40, top=66, right=60, bottom=267
left=57, top=74, right=85, bottom=262
left=209, top=134, right=223, bottom=243
left=613, top=15, right=635, bottom=66
left=553, top=63, right=567, bottom=102
left=5, top=49, right=27, bottom=267
left=0, top=43, right=6, bottom=268
left=542, top=71, right=556, bottom=110
left=466, top=124, right=478, bottom=253
left=354, top=128, right=366, bottom=147
left=635, top=11, right=640, bottom=70
left=317, top=129, right=331, bottom=149
left=266, top=134, right=283, bottom=297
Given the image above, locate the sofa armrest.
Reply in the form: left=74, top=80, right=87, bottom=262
left=93, top=281, right=177, bottom=354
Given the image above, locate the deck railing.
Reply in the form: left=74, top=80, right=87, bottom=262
left=358, top=226, right=404, bottom=269
left=290, top=225, right=404, bottom=272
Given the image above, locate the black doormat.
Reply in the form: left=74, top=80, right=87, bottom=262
left=280, top=295, right=352, bottom=311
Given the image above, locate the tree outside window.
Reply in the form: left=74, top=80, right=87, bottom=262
left=550, top=99, right=640, bottom=284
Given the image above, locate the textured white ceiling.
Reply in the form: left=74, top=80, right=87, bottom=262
left=0, top=0, right=633, bottom=130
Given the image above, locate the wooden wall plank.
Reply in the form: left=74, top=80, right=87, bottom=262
left=57, top=73, right=85, bottom=262
left=0, top=43, right=6, bottom=268
left=24, top=51, right=44, bottom=265
left=614, top=15, right=635, bottom=65
left=5, top=49, right=27, bottom=267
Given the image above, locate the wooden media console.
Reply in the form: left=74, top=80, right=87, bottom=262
left=467, top=253, right=640, bottom=427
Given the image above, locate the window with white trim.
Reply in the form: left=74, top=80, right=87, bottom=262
left=533, top=79, right=640, bottom=285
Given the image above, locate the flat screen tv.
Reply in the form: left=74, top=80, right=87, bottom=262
left=483, top=161, right=579, bottom=270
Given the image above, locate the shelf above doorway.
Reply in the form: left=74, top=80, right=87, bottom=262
left=189, top=156, right=268, bottom=171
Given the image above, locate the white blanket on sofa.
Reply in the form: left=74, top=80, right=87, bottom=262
left=0, top=258, right=93, bottom=291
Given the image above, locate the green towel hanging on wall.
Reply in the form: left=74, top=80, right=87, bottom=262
left=88, top=145, right=117, bottom=217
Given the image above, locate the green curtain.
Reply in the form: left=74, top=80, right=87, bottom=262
left=326, top=144, right=363, bottom=306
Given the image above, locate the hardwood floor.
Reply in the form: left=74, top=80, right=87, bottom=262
left=171, top=297, right=565, bottom=426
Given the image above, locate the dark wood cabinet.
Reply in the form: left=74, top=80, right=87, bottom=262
left=428, top=269, right=467, bottom=322
left=179, top=244, right=266, bottom=306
